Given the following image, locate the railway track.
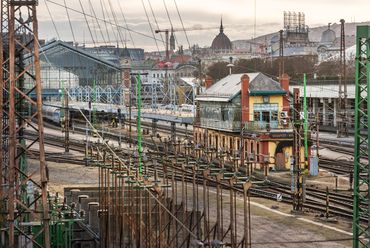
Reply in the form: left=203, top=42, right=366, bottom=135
left=72, top=118, right=193, bottom=138
left=27, top=122, right=364, bottom=224
left=319, top=158, right=353, bottom=175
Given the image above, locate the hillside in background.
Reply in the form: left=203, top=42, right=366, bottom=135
left=232, top=21, right=370, bottom=49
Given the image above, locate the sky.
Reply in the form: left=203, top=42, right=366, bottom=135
left=38, top=0, right=370, bottom=52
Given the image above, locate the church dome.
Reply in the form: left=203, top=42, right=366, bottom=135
left=211, top=19, right=232, bottom=52
left=320, top=24, right=336, bottom=44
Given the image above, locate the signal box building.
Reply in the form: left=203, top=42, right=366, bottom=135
left=194, top=73, right=312, bottom=170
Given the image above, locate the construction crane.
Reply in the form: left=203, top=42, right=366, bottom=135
left=155, top=26, right=219, bottom=61
left=247, top=40, right=267, bottom=58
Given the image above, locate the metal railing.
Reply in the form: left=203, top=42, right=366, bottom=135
left=243, top=121, right=293, bottom=132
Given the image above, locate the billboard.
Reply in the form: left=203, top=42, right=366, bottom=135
left=158, top=61, right=173, bottom=67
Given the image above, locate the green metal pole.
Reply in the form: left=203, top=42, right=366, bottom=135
left=61, top=81, right=65, bottom=131
left=138, top=73, right=142, bottom=174
left=304, top=73, right=308, bottom=170
left=353, top=25, right=370, bottom=248
left=93, top=80, right=97, bottom=137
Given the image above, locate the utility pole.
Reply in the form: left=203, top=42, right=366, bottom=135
left=196, top=59, right=202, bottom=125
left=93, top=80, right=97, bottom=137
left=279, top=30, right=284, bottom=83
left=303, top=74, right=308, bottom=171
left=138, top=73, right=142, bottom=174
left=61, top=81, right=65, bottom=132
left=131, top=73, right=148, bottom=173
left=65, top=88, right=70, bottom=153
left=292, top=88, right=303, bottom=211
left=338, top=19, right=348, bottom=137
left=118, top=108, right=122, bottom=148
left=85, top=101, right=91, bottom=166
left=316, top=110, right=320, bottom=167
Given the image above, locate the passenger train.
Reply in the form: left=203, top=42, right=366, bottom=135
left=42, top=105, right=69, bottom=125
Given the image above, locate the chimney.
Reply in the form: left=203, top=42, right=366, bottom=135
left=241, top=74, right=250, bottom=122
left=205, top=76, right=213, bottom=90
left=280, top=74, right=290, bottom=112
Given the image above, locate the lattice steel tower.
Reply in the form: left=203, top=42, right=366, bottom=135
left=353, top=25, right=370, bottom=248
left=0, top=1, right=50, bottom=247
left=338, top=19, right=348, bottom=137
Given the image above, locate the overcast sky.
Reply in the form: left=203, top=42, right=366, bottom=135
left=39, top=0, right=370, bottom=52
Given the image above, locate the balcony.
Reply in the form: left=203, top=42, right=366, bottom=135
left=243, top=121, right=293, bottom=133
left=200, top=118, right=241, bottom=132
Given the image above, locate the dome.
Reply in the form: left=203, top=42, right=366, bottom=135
left=320, top=24, right=336, bottom=44
left=211, top=18, right=232, bottom=52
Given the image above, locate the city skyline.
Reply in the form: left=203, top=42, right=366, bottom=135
left=39, top=0, right=370, bottom=52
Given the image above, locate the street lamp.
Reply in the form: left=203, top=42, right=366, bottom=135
left=226, top=56, right=234, bottom=75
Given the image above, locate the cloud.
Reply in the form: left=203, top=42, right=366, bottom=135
left=39, top=0, right=370, bottom=52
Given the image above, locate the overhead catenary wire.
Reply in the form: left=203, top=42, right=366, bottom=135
left=45, top=0, right=163, bottom=43
left=87, top=0, right=108, bottom=45
left=64, top=88, right=199, bottom=240
left=78, top=0, right=98, bottom=49
left=103, top=0, right=123, bottom=43
left=173, top=0, right=191, bottom=54
left=63, top=0, right=77, bottom=43
left=33, top=3, right=358, bottom=245
left=43, top=0, right=61, bottom=40
left=106, top=0, right=126, bottom=46
left=43, top=0, right=102, bottom=88
left=99, top=0, right=112, bottom=42
left=147, top=0, right=164, bottom=54
left=141, top=0, right=161, bottom=54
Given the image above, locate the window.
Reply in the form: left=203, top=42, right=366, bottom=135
left=271, top=111, right=278, bottom=121
left=221, top=107, right=228, bottom=121
left=254, top=111, right=261, bottom=121
left=262, top=111, right=270, bottom=122
left=234, top=109, right=240, bottom=121
left=153, top=74, right=155, bottom=78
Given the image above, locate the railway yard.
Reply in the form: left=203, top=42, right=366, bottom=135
left=22, top=116, right=361, bottom=247
left=1, top=2, right=370, bottom=247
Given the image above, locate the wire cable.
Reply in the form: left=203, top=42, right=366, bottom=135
left=65, top=88, right=199, bottom=239
left=87, top=0, right=107, bottom=45
left=43, top=0, right=61, bottom=40
left=141, top=0, right=161, bottom=54
left=99, top=0, right=112, bottom=42
left=63, top=0, right=77, bottom=43
left=146, top=0, right=162, bottom=54
left=45, top=0, right=162, bottom=42
left=173, top=0, right=191, bottom=54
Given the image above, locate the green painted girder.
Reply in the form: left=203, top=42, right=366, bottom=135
left=353, top=25, right=370, bottom=248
